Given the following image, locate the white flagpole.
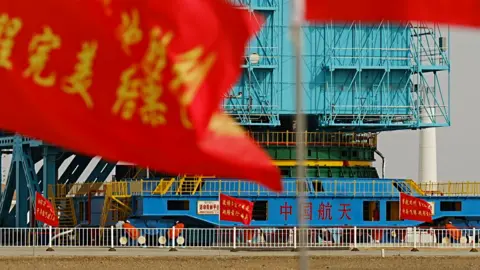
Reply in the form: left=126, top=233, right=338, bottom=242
left=291, top=0, right=308, bottom=269
left=218, top=191, right=221, bottom=256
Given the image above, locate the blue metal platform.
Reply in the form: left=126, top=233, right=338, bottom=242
left=61, top=178, right=480, bottom=229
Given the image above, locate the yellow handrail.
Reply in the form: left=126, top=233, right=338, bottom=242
left=49, top=179, right=480, bottom=198
left=248, top=131, right=377, bottom=147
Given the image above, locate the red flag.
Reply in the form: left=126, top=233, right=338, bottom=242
left=219, top=193, right=254, bottom=226
left=399, top=192, right=433, bottom=222
left=35, top=192, right=59, bottom=227
left=306, top=0, right=480, bottom=27
left=0, top=0, right=282, bottom=191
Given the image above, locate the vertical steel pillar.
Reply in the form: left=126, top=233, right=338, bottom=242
left=43, top=146, right=57, bottom=198
left=13, top=136, right=28, bottom=227
left=0, top=151, right=3, bottom=199
left=0, top=155, right=15, bottom=226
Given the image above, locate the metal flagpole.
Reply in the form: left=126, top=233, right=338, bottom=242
left=291, top=0, right=308, bottom=269
left=218, top=191, right=221, bottom=257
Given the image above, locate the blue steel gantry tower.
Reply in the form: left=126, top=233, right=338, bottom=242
left=224, top=1, right=450, bottom=177
left=0, top=0, right=450, bottom=227
left=224, top=0, right=450, bottom=132
left=226, top=1, right=450, bottom=130
left=0, top=133, right=116, bottom=227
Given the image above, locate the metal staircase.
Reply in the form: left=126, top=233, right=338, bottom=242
left=100, top=182, right=132, bottom=228
left=49, top=185, right=77, bottom=227
left=51, top=197, right=77, bottom=227
left=175, top=175, right=204, bottom=195
left=152, top=178, right=175, bottom=195
left=392, top=179, right=425, bottom=196
left=405, top=179, right=425, bottom=196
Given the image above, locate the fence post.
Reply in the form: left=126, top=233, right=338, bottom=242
left=293, top=227, right=297, bottom=251
left=231, top=227, right=238, bottom=252
left=108, top=226, right=116, bottom=251
left=46, top=226, right=54, bottom=252
left=411, top=227, right=419, bottom=252
left=351, top=226, right=359, bottom=251
left=169, top=226, right=177, bottom=252
left=471, top=228, right=478, bottom=252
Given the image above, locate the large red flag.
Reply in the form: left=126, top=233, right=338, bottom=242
left=0, top=0, right=282, bottom=192
left=306, top=0, right=480, bottom=27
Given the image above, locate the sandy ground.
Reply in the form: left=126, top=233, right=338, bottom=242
left=0, top=256, right=479, bottom=270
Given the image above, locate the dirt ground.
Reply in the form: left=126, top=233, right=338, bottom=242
left=0, top=256, right=479, bottom=270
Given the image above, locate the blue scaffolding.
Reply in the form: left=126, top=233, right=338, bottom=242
left=225, top=1, right=450, bottom=131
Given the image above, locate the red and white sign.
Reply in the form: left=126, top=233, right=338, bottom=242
left=197, top=201, right=220, bottom=215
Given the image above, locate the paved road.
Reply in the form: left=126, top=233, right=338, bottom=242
left=0, top=247, right=479, bottom=257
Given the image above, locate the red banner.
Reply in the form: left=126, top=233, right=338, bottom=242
left=0, top=0, right=282, bottom=192
left=219, top=193, right=254, bottom=226
left=34, top=192, right=59, bottom=227
left=399, top=192, right=433, bottom=222
left=305, top=0, right=480, bottom=28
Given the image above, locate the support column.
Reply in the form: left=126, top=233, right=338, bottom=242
left=0, top=156, right=15, bottom=226
left=0, top=152, right=3, bottom=198
left=42, top=146, right=57, bottom=198
left=13, top=136, right=28, bottom=227
left=418, top=107, right=437, bottom=190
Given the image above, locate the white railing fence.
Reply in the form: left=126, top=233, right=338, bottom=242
left=0, top=227, right=478, bottom=252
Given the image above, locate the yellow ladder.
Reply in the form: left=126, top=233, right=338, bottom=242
left=176, top=175, right=203, bottom=195
left=51, top=197, right=77, bottom=227
left=100, top=183, right=132, bottom=228
left=405, top=179, right=425, bottom=196
left=152, top=178, right=175, bottom=195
